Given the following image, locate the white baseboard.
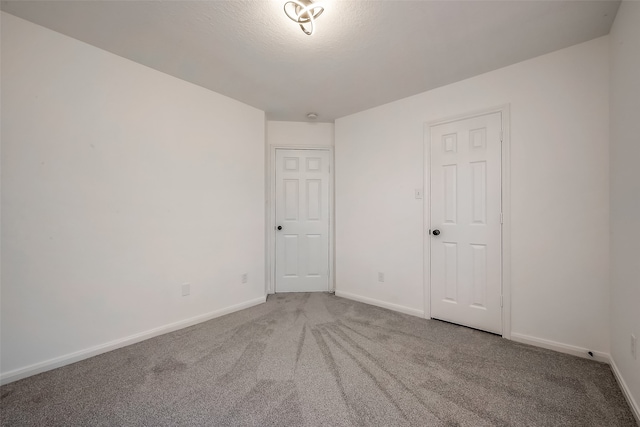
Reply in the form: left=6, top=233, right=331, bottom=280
left=609, top=357, right=640, bottom=425
left=335, top=290, right=424, bottom=318
left=510, top=332, right=610, bottom=363
left=0, top=296, right=266, bottom=386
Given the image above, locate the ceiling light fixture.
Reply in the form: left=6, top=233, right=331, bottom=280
left=284, top=0, right=324, bottom=36
left=307, top=112, right=318, bottom=120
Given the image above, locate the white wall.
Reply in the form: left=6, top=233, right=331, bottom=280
left=335, top=36, right=610, bottom=354
left=609, top=1, right=640, bottom=416
left=0, top=13, right=266, bottom=381
left=266, top=121, right=334, bottom=147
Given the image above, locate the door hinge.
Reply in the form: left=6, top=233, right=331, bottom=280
left=500, top=295, right=503, bottom=307
left=500, top=131, right=503, bottom=142
left=328, top=165, right=331, bottom=173
left=500, top=212, right=503, bottom=224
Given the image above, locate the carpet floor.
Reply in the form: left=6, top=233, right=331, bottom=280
left=0, top=292, right=636, bottom=426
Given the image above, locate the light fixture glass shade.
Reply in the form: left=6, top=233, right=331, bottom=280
left=284, top=0, right=324, bottom=35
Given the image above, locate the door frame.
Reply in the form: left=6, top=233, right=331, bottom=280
left=267, top=146, right=335, bottom=294
left=423, top=105, right=511, bottom=339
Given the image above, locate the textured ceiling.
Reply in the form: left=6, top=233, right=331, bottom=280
left=1, top=0, right=620, bottom=122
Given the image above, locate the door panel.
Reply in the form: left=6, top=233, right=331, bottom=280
left=276, top=149, right=330, bottom=292
left=284, top=180, right=299, bottom=220
left=284, top=235, right=299, bottom=277
left=430, top=112, right=502, bottom=334
left=444, top=242, right=458, bottom=301
left=306, top=179, right=322, bottom=220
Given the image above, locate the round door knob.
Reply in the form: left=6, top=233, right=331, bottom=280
left=432, top=229, right=440, bottom=236
left=277, top=226, right=282, bottom=230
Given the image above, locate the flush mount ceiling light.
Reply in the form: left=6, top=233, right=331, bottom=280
left=284, top=0, right=324, bottom=36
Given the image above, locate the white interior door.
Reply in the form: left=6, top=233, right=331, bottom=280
left=430, top=112, right=502, bottom=334
left=275, top=149, right=330, bottom=292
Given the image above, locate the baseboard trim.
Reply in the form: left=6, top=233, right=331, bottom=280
left=510, top=332, right=609, bottom=363
left=335, top=290, right=424, bottom=318
left=609, top=357, right=640, bottom=425
left=0, top=296, right=266, bottom=386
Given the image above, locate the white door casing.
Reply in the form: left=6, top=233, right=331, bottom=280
left=429, top=111, right=503, bottom=334
left=275, top=149, right=330, bottom=292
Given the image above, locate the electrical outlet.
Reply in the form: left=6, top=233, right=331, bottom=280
left=182, top=283, right=190, bottom=296
left=632, top=334, right=637, bottom=360
left=378, top=272, right=384, bottom=282
left=241, top=273, right=248, bottom=284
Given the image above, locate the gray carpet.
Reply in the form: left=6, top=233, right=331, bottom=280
left=0, top=293, right=636, bottom=426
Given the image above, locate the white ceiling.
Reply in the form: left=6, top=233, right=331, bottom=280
left=1, top=0, right=620, bottom=122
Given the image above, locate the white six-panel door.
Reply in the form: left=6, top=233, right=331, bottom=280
left=430, top=112, right=502, bottom=334
left=275, top=149, right=330, bottom=292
